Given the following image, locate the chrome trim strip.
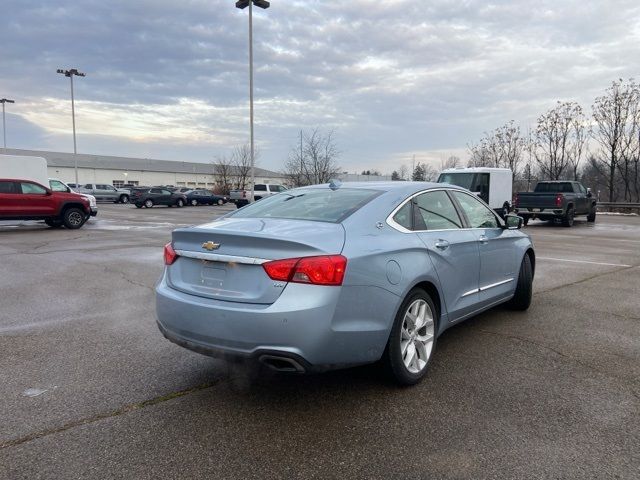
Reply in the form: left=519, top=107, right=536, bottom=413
left=479, top=278, right=514, bottom=291
left=175, top=250, right=269, bottom=265
left=461, top=288, right=479, bottom=297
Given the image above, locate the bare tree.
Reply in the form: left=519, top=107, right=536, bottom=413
left=441, top=155, right=461, bottom=170
left=423, top=163, right=438, bottom=181
left=283, top=128, right=341, bottom=186
left=231, top=144, right=258, bottom=190
left=213, top=154, right=235, bottom=194
left=398, top=164, right=409, bottom=181
left=592, top=79, right=640, bottom=202
left=468, top=121, right=524, bottom=178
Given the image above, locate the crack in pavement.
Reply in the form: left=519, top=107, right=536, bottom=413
left=0, top=380, right=225, bottom=451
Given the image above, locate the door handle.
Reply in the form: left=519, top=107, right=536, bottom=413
left=434, top=239, right=450, bottom=250
left=478, top=235, right=489, bottom=244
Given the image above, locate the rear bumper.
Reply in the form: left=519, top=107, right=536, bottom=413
left=155, top=271, right=395, bottom=370
left=516, top=208, right=564, bottom=217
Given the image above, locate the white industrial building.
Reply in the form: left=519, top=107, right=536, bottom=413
left=2, top=148, right=286, bottom=190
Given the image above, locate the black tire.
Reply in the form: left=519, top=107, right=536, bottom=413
left=587, top=206, right=596, bottom=222
left=119, top=195, right=129, bottom=204
left=522, top=216, right=530, bottom=226
left=217, top=199, right=224, bottom=206
left=135, top=204, right=143, bottom=209
left=45, top=219, right=63, bottom=228
left=190, top=199, right=198, bottom=206
left=508, top=254, right=533, bottom=311
left=62, top=208, right=86, bottom=229
left=562, top=207, right=575, bottom=227
left=176, top=199, right=185, bottom=208
left=144, top=199, right=154, bottom=208
left=383, top=288, right=438, bottom=386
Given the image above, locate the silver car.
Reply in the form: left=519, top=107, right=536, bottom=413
left=156, top=182, right=534, bottom=385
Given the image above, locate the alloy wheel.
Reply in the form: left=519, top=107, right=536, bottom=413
left=400, top=299, right=435, bottom=374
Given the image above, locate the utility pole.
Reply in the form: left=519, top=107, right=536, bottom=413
left=1, top=98, right=15, bottom=151
left=57, top=68, right=85, bottom=185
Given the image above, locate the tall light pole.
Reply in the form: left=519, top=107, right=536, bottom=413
left=57, top=68, right=85, bottom=185
left=1, top=98, right=15, bottom=151
left=236, top=0, right=270, bottom=202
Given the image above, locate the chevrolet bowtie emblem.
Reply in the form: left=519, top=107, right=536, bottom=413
left=202, top=241, right=220, bottom=251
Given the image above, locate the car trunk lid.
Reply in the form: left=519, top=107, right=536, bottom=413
left=167, top=218, right=345, bottom=304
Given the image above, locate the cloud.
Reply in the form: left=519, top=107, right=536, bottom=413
left=1, top=0, right=639, bottom=174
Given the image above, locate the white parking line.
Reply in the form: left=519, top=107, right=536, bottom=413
left=537, top=257, right=632, bottom=268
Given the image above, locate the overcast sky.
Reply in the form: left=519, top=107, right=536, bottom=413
left=1, top=0, right=639, bottom=173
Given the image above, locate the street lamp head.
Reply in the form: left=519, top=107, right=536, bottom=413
left=57, top=68, right=86, bottom=77
left=236, top=0, right=270, bottom=9
left=0, top=99, right=15, bottom=104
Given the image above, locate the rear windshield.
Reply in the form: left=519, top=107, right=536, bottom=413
left=230, top=188, right=381, bottom=223
left=534, top=182, right=574, bottom=193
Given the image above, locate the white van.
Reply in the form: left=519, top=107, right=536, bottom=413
left=437, top=167, right=513, bottom=217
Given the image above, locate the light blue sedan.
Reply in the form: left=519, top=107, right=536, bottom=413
left=156, top=182, right=534, bottom=385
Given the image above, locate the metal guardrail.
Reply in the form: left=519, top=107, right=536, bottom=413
left=597, top=202, right=640, bottom=212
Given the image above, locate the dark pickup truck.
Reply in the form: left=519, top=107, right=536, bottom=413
left=514, top=181, right=596, bottom=227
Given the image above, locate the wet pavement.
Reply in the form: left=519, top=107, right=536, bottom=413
left=1, top=206, right=639, bottom=479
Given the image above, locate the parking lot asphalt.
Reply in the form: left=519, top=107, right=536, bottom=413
left=1, top=206, right=639, bottom=479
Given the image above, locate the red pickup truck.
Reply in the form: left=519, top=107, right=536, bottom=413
left=0, top=178, right=91, bottom=229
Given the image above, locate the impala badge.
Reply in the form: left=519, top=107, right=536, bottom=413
left=202, top=241, right=220, bottom=251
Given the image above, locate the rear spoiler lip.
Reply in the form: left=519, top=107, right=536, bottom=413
left=174, top=250, right=269, bottom=265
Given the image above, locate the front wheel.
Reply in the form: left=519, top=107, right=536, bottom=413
left=522, top=216, right=530, bottom=226
left=507, top=254, right=533, bottom=311
left=119, top=195, right=129, bottom=204
left=144, top=199, right=154, bottom=208
left=217, top=199, right=224, bottom=206
left=190, top=199, right=198, bottom=206
left=587, top=206, right=596, bottom=222
left=176, top=199, right=185, bottom=208
left=62, top=208, right=86, bottom=229
left=383, top=289, right=437, bottom=386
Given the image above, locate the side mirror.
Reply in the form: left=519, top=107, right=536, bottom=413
left=505, top=214, right=523, bottom=230
left=46, top=189, right=53, bottom=196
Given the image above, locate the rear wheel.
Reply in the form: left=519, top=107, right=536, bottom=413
left=62, top=208, right=86, bottom=229
left=190, top=199, right=198, bottom=206
left=587, top=206, right=596, bottom=222
left=562, top=207, right=575, bottom=227
left=383, top=289, right=437, bottom=386
left=217, top=199, right=224, bottom=206
left=119, top=194, right=129, bottom=204
left=507, top=254, right=533, bottom=311
left=144, top=199, right=154, bottom=208
left=176, top=198, right=185, bottom=208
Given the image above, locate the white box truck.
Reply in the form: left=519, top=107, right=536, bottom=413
left=437, top=167, right=513, bottom=217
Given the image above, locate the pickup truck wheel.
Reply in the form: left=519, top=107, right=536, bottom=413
left=119, top=195, right=129, bottom=204
left=190, top=199, right=198, bottom=206
left=45, top=219, right=63, bottom=228
left=587, top=207, right=596, bottom=222
left=63, top=208, right=86, bottom=229
left=562, top=207, right=575, bottom=227
left=522, top=216, right=530, bottom=226
left=144, top=199, right=154, bottom=208
left=508, top=254, right=532, bottom=311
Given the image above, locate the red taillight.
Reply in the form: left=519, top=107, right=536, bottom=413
left=164, top=242, right=178, bottom=265
left=262, top=255, right=347, bottom=286
left=555, top=193, right=563, bottom=207
left=514, top=194, right=519, bottom=208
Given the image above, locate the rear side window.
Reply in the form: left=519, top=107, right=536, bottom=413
left=230, top=188, right=381, bottom=223
left=534, top=182, right=573, bottom=193
left=254, top=184, right=267, bottom=191
left=0, top=181, right=16, bottom=194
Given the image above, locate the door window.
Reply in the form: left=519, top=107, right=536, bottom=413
left=0, top=181, right=17, bottom=193
left=452, top=191, right=499, bottom=229
left=412, top=191, right=463, bottom=230
left=49, top=180, right=68, bottom=192
left=21, top=183, right=47, bottom=195
left=254, top=184, right=267, bottom=191
left=150, top=188, right=163, bottom=194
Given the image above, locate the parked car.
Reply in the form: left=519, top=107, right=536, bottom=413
left=74, top=183, right=131, bottom=204
left=514, top=181, right=596, bottom=226
left=437, top=167, right=513, bottom=217
left=0, top=178, right=91, bottom=229
left=131, top=187, right=187, bottom=208
left=156, top=182, right=534, bottom=385
left=184, top=189, right=227, bottom=206
left=229, top=184, right=288, bottom=207
left=49, top=178, right=97, bottom=218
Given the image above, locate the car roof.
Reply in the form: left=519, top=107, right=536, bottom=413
left=298, top=181, right=460, bottom=196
